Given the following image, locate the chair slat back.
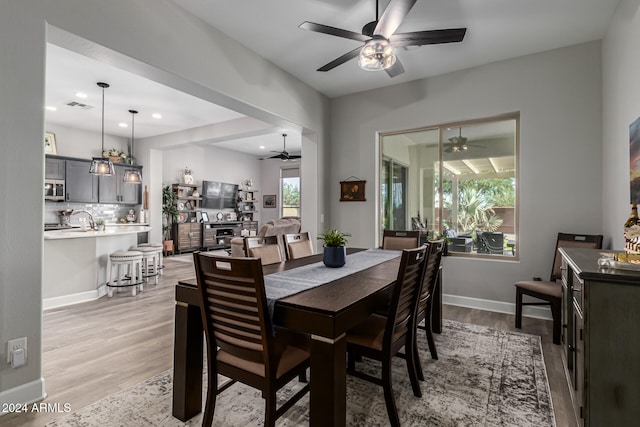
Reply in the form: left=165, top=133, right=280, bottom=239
left=385, top=246, right=428, bottom=345
left=382, top=229, right=420, bottom=250
left=194, top=254, right=271, bottom=366
left=245, top=235, right=283, bottom=265
left=285, top=232, right=314, bottom=259
left=417, top=240, right=444, bottom=317
left=550, top=233, right=603, bottom=280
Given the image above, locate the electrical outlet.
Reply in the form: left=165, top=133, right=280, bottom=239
left=6, top=337, right=27, bottom=364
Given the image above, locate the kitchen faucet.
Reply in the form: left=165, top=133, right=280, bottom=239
left=72, top=210, right=95, bottom=230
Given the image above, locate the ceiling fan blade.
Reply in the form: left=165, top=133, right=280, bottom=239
left=317, top=46, right=363, bottom=72
left=385, top=57, right=405, bottom=78
left=269, top=153, right=286, bottom=160
left=374, top=0, right=417, bottom=39
left=299, top=21, right=370, bottom=42
left=288, top=155, right=302, bottom=159
left=390, top=28, right=467, bottom=47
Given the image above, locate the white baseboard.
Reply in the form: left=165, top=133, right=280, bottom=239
left=443, top=293, right=553, bottom=321
left=43, top=285, right=107, bottom=311
left=0, top=378, right=46, bottom=415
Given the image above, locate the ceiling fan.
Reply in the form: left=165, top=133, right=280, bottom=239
left=299, top=0, right=466, bottom=77
left=444, top=128, right=483, bottom=153
left=269, top=134, right=301, bottom=161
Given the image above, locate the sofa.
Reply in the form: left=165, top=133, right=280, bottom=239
left=230, top=217, right=301, bottom=257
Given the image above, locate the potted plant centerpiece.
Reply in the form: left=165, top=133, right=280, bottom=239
left=162, top=185, right=179, bottom=255
left=318, top=228, right=352, bottom=268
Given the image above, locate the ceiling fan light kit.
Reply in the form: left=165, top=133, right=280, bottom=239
left=358, top=37, right=396, bottom=71
left=300, top=0, right=466, bottom=77
left=89, top=82, right=115, bottom=176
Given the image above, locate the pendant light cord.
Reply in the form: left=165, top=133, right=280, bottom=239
left=129, top=109, right=138, bottom=164
left=101, top=85, right=105, bottom=154
left=97, top=82, right=110, bottom=156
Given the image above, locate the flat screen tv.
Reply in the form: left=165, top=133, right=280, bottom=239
left=201, top=180, right=238, bottom=209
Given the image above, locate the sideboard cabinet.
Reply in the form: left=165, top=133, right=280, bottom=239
left=559, top=248, right=640, bottom=426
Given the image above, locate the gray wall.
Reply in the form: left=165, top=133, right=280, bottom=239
left=329, top=42, right=604, bottom=309
left=0, top=0, right=328, bottom=406
left=602, top=0, right=640, bottom=248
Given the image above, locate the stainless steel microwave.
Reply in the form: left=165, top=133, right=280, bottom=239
left=45, top=179, right=65, bottom=201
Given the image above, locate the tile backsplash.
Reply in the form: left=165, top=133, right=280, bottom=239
left=45, top=202, right=145, bottom=225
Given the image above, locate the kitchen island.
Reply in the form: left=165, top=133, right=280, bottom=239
left=44, top=225, right=152, bottom=309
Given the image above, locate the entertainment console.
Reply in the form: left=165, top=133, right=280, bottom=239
left=174, top=221, right=258, bottom=253
left=559, top=248, right=640, bottom=426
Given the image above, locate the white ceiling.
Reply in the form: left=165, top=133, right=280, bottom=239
left=45, top=0, right=619, bottom=157
left=171, top=0, right=620, bottom=98
left=45, top=44, right=301, bottom=157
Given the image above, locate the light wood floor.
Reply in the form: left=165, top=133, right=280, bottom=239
left=2, top=254, right=575, bottom=426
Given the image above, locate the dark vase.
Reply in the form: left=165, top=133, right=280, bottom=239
left=323, top=246, right=346, bottom=268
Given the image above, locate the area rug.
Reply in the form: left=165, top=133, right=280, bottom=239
left=47, top=320, right=555, bottom=426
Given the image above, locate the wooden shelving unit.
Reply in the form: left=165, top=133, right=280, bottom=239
left=237, top=189, right=258, bottom=221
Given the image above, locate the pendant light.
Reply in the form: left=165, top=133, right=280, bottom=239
left=89, top=82, right=115, bottom=176
left=123, top=109, right=142, bottom=184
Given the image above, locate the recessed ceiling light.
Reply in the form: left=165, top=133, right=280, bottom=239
left=45, top=106, right=57, bottom=111
left=152, top=113, right=162, bottom=119
left=118, top=122, right=128, bottom=128
left=75, top=92, right=88, bottom=99
left=259, top=145, right=265, bottom=149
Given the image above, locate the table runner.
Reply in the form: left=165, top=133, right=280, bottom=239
left=264, top=248, right=401, bottom=316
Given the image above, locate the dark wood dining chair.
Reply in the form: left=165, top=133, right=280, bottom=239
left=382, top=229, right=420, bottom=250
left=346, top=246, right=428, bottom=427
left=193, top=253, right=310, bottom=427
left=244, top=235, right=284, bottom=265
left=284, top=232, right=314, bottom=259
left=515, top=232, right=603, bottom=344
left=413, top=239, right=444, bottom=380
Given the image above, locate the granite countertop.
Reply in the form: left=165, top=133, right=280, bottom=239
left=44, top=225, right=152, bottom=240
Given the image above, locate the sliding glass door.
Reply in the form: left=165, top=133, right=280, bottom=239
left=381, top=157, right=408, bottom=233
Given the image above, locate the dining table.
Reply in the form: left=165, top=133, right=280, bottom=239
left=172, top=248, right=442, bottom=427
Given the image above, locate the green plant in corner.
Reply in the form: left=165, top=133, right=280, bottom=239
left=317, top=228, right=352, bottom=247
left=162, top=185, right=179, bottom=240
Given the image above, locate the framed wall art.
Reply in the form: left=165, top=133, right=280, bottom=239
left=340, top=178, right=366, bottom=202
left=44, top=132, right=57, bottom=155
left=263, top=194, right=277, bottom=208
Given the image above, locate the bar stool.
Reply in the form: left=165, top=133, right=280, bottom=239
left=133, top=245, right=162, bottom=285
left=138, top=242, right=164, bottom=275
left=107, top=250, right=143, bottom=297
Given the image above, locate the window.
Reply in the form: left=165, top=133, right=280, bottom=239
left=281, top=168, right=300, bottom=218
left=379, top=114, right=519, bottom=259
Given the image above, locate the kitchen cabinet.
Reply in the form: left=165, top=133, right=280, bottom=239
left=45, top=156, right=65, bottom=180
left=559, top=248, right=640, bottom=426
left=99, top=164, right=142, bottom=204
left=65, top=159, right=98, bottom=203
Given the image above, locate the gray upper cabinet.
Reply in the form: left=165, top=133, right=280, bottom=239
left=99, top=164, right=142, bottom=204
left=45, top=156, right=65, bottom=179
left=65, top=159, right=98, bottom=203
